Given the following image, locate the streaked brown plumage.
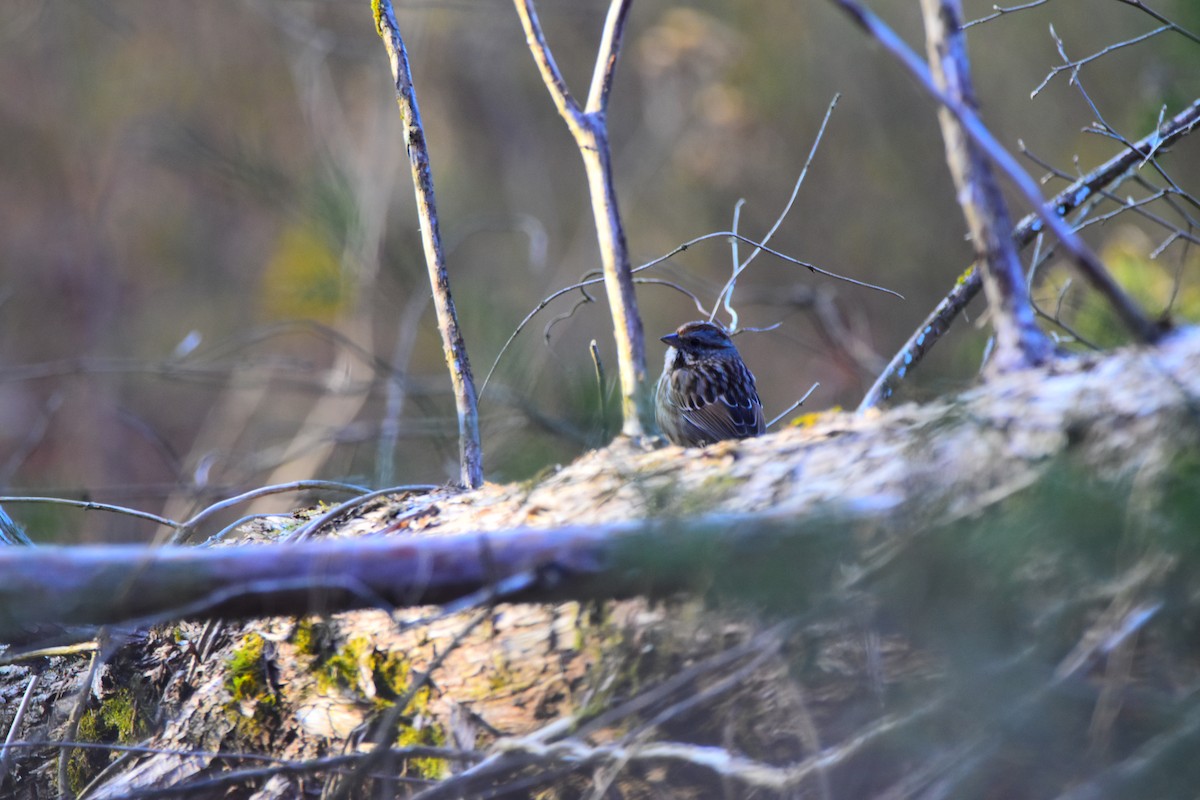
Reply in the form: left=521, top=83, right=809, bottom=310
left=655, top=320, right=765, bottom=447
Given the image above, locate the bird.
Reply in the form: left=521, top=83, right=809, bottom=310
left=655, top=320, right=765, bottom=447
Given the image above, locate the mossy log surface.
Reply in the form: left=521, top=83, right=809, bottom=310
left=3, top=328, right=1200, bottom=799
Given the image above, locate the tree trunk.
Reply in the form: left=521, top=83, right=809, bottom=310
left=3, top=328, right=1200, bottom=799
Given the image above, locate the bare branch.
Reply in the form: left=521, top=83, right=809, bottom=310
left=283, top=484, right=440, bottom=543
left=712, top=94, right=842, bottom=329
left=922, top=0, right=1054, bottom=371
left=483, top=230, right=900, bottom=406
left=1032, top=24, right=1170, bottom=98
left=170, top=480, right=368, bottom=545
left=589, top=339, right=609, bottom=440
left=585, top=0, right=633, bottom=114
left=827, top=0, right=1164, bottom=344
left=0, top=668, right=41, bottom=778
left=963, top=0, right=1052, bottom=28
left=766, top=382, right=821, bottom=430
left=514, top=0, right=652, bottom=438
left=374, top=0, right=483, bottom=488
left=1113, top=0, right=1200, bottom=46
left=857, top=97, right=1200, bottom=410
left=718, top=198, right=747, bottom=332
left=0, top=496, right=179, bottom=532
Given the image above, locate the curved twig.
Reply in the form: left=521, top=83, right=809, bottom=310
left=767, top=383, right=821, bottom=430
left=857, top=97, right=1200, bottom=411
left=483, top=231, right=902, bottom=404
left=712, top=94, right=842, bottom=327
left=828, top=0, right=1162, bottom=344
left=171, top=479, right=369, bottom=545
left=514, top=0, right=651, bottom=438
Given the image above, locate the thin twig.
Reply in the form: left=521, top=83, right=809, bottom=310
left=828, top=0, right=1163, bottom=344
left=622, top=632, right=784, bottom=742
left=1113, top=0, right=1200, bottom=46
left=199, top=514, right=292, bottom=547
left=374, top=0, right=483, bottom=488
left=514, top=0, right=652, bottom=438
left=718, top=198, right=747, bottom=331
left=1031, top=24, right=1169, bottom=97
left=282, top=485, right=440, bottom=543
left=590, top=340, right=608, bottom=441
left=419, top=697, right=944, bottom=798
left=0, top=496, right=178, bottom=531
left=483, top=230, right=901, bottom=403
left=0, top=668, right=42, bottom=779
left=59, top=650, right=102, bottom=800
left=711, top=94, right=842, bottom=326
left=857, top=97, right=1200, bottom=410
left=70, top=745, right=480, bottom=800
left=170, top=480, right=369, bottom=545
left=767, top=383, right=821, bottom=430
left=962, top=0, right=1052, bottom=28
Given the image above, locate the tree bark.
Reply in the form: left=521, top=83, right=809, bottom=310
left=4, top=328, right=1200, bottom=798
left=921, top=0, right=1053, bottom=371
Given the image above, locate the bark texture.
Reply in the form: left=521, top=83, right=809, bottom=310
left=3, top=329, right=1200, bottom=798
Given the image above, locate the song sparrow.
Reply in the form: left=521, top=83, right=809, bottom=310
left=655, top=320, right=765, bottom=447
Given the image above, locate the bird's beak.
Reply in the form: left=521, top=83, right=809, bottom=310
left=660, top=333, right=680, bottom=347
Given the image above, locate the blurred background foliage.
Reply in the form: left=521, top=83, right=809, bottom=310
left=0, top=0, right=1196, bottom=541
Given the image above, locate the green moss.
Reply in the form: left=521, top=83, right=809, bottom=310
left=67, top=689, right=146, bottom=793
left=396, top=711, right=448, bottom=780
left=74, top=689, right=143, bottom=745
left=291, top=618, right=337, bottom=660
left=222, top=632, right=281, bottom=744
left=374, top=649, right=416, bottom=701
left=65, top=750, right=94, bottom=797
left=313, top=635, right=371, bottom=695
left=485, top=649, right=521, bottom=695
left=789, top=408, right=840, bottom=428
left=301, top=632, right=451, bottom=778
left=225, top=632, right=267, bottom=703
left=388, top=674, right=447, bottom=779
left=100, top=689, right=139, bottom=742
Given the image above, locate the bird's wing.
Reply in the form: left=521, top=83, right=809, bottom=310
left=681, top=392, right=763, bottom=442
left=668, top=363, right=764, bottom=444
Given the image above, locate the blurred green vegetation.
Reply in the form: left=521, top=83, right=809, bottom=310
left=0, top=0, right=1196, bottom=540
left=605, top=456, right=1200, bottom=796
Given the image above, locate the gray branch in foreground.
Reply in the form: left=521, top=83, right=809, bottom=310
left=0, top=515, right=838, bottom=646
left=920, top=0, right=1053, bottom=372
left=374, top=0, right=483, bottom=488
left=857, top=97, right=1200, bottom=412
left=4, top=325, right=1200, bottom=648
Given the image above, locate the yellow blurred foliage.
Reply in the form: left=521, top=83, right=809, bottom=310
left=789, top=408, right=841, bottom=428
left=1040, top=226, right=1200, bottom=348
left=261, top=226, right=349, bottom=322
